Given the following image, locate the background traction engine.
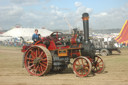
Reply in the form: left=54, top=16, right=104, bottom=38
left=21, top=13, right=105, bottom=77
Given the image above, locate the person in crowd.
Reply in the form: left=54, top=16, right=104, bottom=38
left=38, top=34, right=41, bottom=40
left=32, top=29, right=39, bottom=44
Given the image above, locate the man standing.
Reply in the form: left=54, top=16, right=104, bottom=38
left=32, top=29, right=39, bottom=43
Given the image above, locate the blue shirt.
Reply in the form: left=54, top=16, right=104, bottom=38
left=32, top=34, right=38, bottom=42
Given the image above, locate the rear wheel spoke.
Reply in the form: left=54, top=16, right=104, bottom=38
left=28, top=64, right=34, bottom=69
left=36, top=49, right=38, bottom=58
left=40, top=63, right=46, bottom=68
left=30, top=50, right=36, bottom=59
left=38, top=52, right=43, bottom=58
left=26, top=58, right=34, bottom=61
left=41, top=58, right=47, bottom=61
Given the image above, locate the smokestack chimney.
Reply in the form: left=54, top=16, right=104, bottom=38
left=81, top=13, right=96, bottom=57
left=82, top=13, right=89, bottom=43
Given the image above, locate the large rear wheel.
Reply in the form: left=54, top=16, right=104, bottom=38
left=73, top=56, right=92, bottom=77
left=24, top=45, right=52, bottom=76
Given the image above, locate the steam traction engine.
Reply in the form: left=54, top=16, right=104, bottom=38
left=21, top=13, right=105, bottom=77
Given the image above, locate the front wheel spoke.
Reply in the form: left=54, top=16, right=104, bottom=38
left=99, top=67, right=102, bottom=70
left=76, top=66, right=80, bottom=71
left=75, top=63, right=80, bottom=66
left=96, top=67, right=99, bottom=71
left=84, top=64, right=89, bottom=67
left=93, top=67, right=96, bottom=71
left=78, top=70, right=81, bottom=74
left=85, top=67, right=89, bottom=71
left=96, top=57, right=99, bottom=62
left=94, top=67, right=97, bottom=72
left=77, top=59, right=80, bottom=65
left=81, top=59, right=84, bottom=64
left=96, top=63, right=99, bottom=67
left=98, top=60, right=102, bottom=63
left=80, top=69, right=84, bottom=75
left=98, top=64, right=103, bottom=67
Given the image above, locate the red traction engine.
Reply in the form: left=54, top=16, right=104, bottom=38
left=21, top=13, right=105, bottom=77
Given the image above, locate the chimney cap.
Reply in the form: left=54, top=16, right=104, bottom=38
left=82, top=13, right=89, bottom=18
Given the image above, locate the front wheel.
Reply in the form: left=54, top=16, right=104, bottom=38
left=92, top=56, right=105, bottom=73
left=73, top=56, right=92, bottom=77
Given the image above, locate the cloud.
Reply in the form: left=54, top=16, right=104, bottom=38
left=0, top=1, right=94, bottom=30
left=62, top=1, right=93, bottom=29
left=50, top=5, right=64, bottom=17
left=0, top=1, right=128, bottom=31
left=10, top=0, right=40, bottom=5
left=91, top=5, right=128, bottom=29
left=0, top=5, right=24, bottom=28
left=93, top=12, right=108, bottom=17
left=74, top=1, right=93, bottom=14
left=75, top=2, right=82, bottom=7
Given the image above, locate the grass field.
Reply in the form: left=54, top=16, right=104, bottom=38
left=0, top=46, right=128, bottom=85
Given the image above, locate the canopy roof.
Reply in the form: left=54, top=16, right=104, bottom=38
left=115, top=20, right=128, bottom=44
left=2, top=28, right=52, bottom=37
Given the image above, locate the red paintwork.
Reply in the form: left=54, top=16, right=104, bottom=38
left=70, top=34, right=77, bottom=44
left=48, top=40, right=57, bottom=50
left=21, top=45, right=31, bottom=52
left=21, top=32, right=82, bottom=58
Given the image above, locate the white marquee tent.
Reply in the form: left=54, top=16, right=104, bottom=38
left=0, top=27, right=52, bottom=42
left=2, top=27, right=52, bottom=37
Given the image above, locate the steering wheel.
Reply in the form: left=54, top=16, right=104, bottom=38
left=50, top=32, right=63, bottom=41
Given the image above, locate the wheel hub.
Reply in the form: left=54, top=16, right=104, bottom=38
left=77, top=65, right=84, bottom=70
left=33, top=57, right=41, bottom=65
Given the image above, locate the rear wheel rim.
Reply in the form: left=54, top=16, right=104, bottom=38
left=24, top=46, right=51, bottom=76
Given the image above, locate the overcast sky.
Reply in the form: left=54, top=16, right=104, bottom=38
left=0, top=0, right=128, bottom=30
